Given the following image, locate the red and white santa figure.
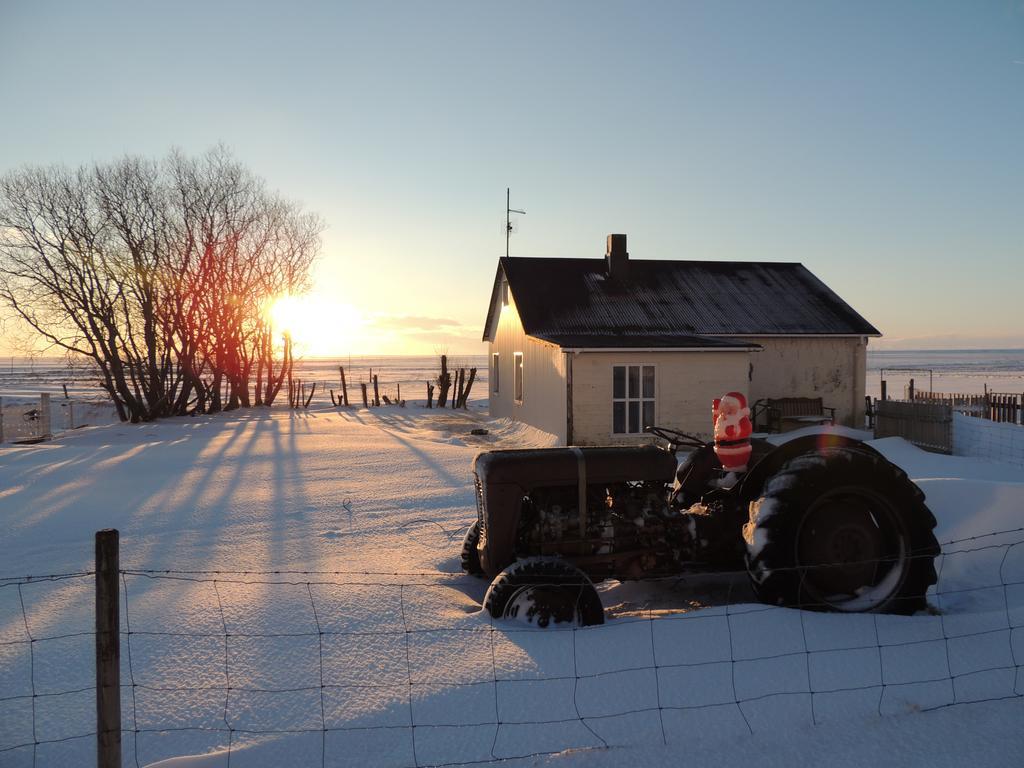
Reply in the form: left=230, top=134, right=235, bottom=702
left=712, top=391, right=753, bottom=472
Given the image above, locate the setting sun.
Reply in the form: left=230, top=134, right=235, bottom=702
left=267, top=293, right=365, bottom=357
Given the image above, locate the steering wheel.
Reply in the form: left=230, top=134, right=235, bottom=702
left=643, top=425, right=707, bottom=452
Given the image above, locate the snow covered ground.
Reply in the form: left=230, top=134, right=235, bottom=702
left=0, top=354, right=483, bottom=443
left=0, top=405, right=1022, bottom=767
left=866, top=348, right=1024, bottom=399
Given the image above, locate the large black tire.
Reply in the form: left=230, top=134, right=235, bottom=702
left=460, top=521, right=483, bottom=576
left=743, top=447, right=939, bottom=614
left=483, top=557, right=605, bottom=627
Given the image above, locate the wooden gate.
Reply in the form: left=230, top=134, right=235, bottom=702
left=875, top=400, right=952, bottom=454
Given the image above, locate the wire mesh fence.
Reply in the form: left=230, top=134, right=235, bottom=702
left=953, top=412, right=1024, bottom=469
left=0, top=395, right=117, bottom=444
left=2, top=528, right=1023, bottom=768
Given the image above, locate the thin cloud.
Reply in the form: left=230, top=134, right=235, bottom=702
left=402, top=328, right=481, bottom=340
left=372, top=315, right=466, bottom=331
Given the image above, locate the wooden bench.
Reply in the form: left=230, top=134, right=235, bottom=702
left=763, top=397, right=835, bottom=433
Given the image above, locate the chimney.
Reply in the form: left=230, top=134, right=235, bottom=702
left=605, top=233, right=628, bottom=281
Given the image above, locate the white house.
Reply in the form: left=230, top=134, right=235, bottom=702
left=483, top=234, right=879, bottom=445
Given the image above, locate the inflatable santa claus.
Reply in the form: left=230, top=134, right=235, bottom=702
left=712, top=391, right=753, bottom=472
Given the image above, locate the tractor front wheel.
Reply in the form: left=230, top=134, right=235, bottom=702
left=460, top=521, right=483, bottom=576
left=743, top=448, right=939, bottom=614
left=483, top=557, right=605, bottom=627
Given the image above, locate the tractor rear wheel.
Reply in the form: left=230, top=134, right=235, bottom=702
left=743, top=447, right=939, bottom=614
left=483, top=557, right=605, bottom=627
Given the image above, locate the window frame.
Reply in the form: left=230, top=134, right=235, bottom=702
left=513, top=351, right=524, bottom=403
left=611, top=363, right=656, bottom=436
left=491, top=352, right=500, bottom=394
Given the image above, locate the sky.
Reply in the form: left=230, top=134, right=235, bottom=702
left=0, top=0, right=1022, bottom=356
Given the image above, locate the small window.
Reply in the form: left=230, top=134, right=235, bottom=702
left=514, top=352, right=523, bottom=403
left=612, top=364, right=655, bottom=434
left=491, top=353, right=500, bottom=393
left=501, top=279, right=509, bottom=307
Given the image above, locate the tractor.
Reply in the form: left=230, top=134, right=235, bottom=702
left=460, top=423, right=940, bottom=627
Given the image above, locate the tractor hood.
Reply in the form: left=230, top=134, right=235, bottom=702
left=473, top=445, right=678, bottom=490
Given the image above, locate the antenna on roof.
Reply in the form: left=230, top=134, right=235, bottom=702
left=505, top=187, right=525, bottom=258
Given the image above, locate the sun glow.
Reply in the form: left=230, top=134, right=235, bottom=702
left=267, top=294, right=365, bottom=357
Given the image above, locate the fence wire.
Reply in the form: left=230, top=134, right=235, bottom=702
left=0, top=397, right=109, bottom=445
left=952, top=412, right=1024, bottom=469
left=1, top=573, right=99, bottom=764
left=1, top=530, right=1023, bottom=768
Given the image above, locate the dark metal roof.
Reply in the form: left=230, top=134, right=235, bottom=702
left=483, top=257, right=879, bottom=343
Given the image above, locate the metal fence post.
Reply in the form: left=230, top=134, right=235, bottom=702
left=40, top=393, right=51, bottom=439
left=96, top=529, right=122, bottom=768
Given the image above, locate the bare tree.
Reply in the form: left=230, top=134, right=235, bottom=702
left=0, top=147, right=323, bottom=421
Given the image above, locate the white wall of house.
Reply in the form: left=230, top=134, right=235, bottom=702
left=487, top=283, right=567, bottom=442
left=568, top=350, right=751, bottom=445
left=738, top=336, right=868, bottom=427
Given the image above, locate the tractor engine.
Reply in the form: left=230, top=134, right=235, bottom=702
left=517, top=480, right=712, bottom=579
left=470, top=445, right=746, bottom=579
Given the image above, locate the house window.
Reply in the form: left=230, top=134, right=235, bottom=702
left=514, top=352, right=523, bottom=403
left=501, top=279, right=509, bottom=307
left=491, top=353, right=500, bottom=393
left=612, top=365, right=655, bottom=434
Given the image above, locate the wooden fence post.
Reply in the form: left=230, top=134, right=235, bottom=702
left=455, top=368, right=465, bottom=409
left=360, top=383, right=369, bottom=408
left=426, top=383, right=434, bottom=408
left=460, top=367, right=477, bottom=408
left=95, top=529, right=121, bottom=768
left=908, top=378, right=914, bottom=401
left=437, top=355, right=451, bottom=408
left=880, top=380, right=887, bottom=402
left=372, top=375, right=380, bottom=407
left=340, top=367, right=349, bottom=406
